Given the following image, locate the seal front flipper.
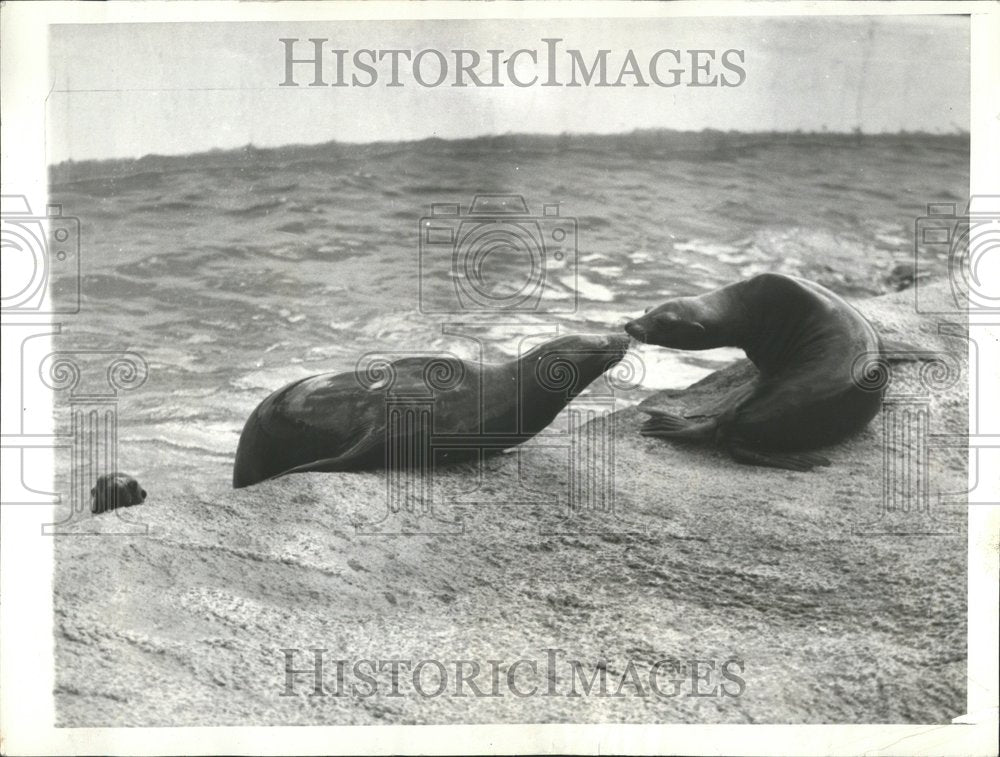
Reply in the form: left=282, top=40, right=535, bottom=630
left=640, top=411, right=715, bottom=441
left=270, top=426, right=384, bottom=481
left=728, top=445, right=831, bottom=472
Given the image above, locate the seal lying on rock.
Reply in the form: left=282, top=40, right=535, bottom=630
left=91, top=472, right=147, bottom=514
left=233, top=333, right=630, bottom=488
left=625, top=273, right=885, bottom=472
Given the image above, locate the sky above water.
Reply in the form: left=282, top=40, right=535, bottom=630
left=47, top=15, right=969, bottom=163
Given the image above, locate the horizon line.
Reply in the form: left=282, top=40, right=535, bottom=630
left=48, top=126, right=970, bottom=170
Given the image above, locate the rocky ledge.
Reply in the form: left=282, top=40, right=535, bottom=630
left=55, top=280, right=968, bottom=725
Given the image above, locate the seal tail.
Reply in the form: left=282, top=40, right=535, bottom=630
left=640, top=411, right=714, bottom=440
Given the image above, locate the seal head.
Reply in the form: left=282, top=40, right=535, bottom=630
left=625, top=297, right=729, bottom=350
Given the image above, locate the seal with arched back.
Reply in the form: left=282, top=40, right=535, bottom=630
left=233, top=333, right=629, bottom=488
left=624, top=273, right=885, bottom=472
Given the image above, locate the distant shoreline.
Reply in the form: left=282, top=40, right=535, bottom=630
left=48, top=129, right=969, bottom=185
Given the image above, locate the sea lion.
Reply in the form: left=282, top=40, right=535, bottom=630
left=624, top=273, right=884, bottom=472
left=91, top=472, right=147, bottom=514
left=233, top=333, right=630, bottom=488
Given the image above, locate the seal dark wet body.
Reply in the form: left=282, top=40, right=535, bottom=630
left=233, top=333, right=629, bottom=488
left=624, top=273, right=884, bottom=472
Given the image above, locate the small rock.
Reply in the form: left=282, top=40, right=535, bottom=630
left=886, top=261, right=930, bottom=292
left=91, top=472, right=147, bottom=514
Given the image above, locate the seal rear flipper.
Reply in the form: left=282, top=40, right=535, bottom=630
left=640, top=411, right=715, bottom=440
left=728, top=445, right=831, bottom=472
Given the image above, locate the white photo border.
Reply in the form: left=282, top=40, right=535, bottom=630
left=1, top=1, right=996, bottom=755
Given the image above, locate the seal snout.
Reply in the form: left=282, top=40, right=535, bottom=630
left=624, top=319, right=647, bottom=343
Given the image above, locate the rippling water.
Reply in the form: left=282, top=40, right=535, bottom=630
left=49, top=131, right=968, bottom=494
